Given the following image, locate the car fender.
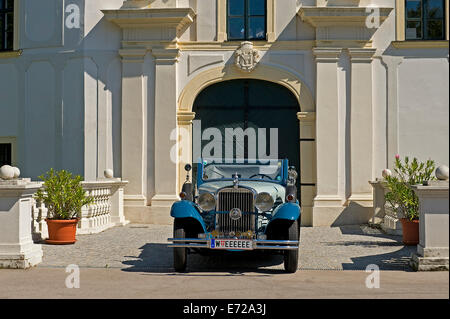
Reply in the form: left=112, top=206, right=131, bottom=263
left=269, top=202, right=301, bottom=223
left=170, top=200, right=207, bottom=233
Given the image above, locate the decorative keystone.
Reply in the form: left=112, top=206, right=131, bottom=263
left=235, top=42, right=260, bottom=73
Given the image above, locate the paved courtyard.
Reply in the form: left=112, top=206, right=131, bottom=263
left=2, top=224, right=448, bottom=299
left=38, top=224, right=417, bottom=272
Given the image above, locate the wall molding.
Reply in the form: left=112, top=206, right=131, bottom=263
left=391, top=40, right=449, bottom=49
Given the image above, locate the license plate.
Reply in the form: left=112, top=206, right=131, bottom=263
left=210, top=239, right=253, bottom=250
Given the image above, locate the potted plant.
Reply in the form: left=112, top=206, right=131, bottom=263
left=35, top=169, right=93, bottom=244
left=384, top=155, right=435, bottom=245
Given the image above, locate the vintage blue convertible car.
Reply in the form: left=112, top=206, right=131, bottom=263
left=168, top=159, right=301, bottom=273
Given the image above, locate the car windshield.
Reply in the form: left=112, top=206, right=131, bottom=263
left=201, top=159, right=284, bottom=182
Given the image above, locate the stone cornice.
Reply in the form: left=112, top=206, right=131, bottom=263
left=82, top=180, right=129, bottom=189
left=298, top=6, right=392, bottom=28
left=120, top=40, right=316, bottom=51
left=411, top=183, right=449, bottom=198
left=119, top=48, right=147, bottom=62
left=152, top=48, right=180, bottom=63
left=348, top=48, right=377, bottom=62
left=0, top=50, right=22, bottom=59
left=313, top=47, right=342, bottom=62
left=102, top=8, right=196, bottom=39
left=118, top=39, right=375, bottom=51
left=177, top=111, right=196, bottom=125
left=391, top=40, right=449, bottom=49
left=315, top=40, right=372, bottom=48
left=297, top=112, right=316, bottom=122
left=121, top=0, right=151, bottom=8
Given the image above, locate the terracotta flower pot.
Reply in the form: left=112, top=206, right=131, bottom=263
left=400, top=218, right=419, bottom=246
left=46, top=219, right=79, bottom=245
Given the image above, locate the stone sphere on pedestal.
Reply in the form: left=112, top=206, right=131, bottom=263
left=382, top=169, right=392, bottom=178
left=104, top=169, right=114, bottom=179
left=0, top=165, right=15, bottom=180
left=435, top=165, right=449, bottom=181
left=12, top=167, right=20, bottom=179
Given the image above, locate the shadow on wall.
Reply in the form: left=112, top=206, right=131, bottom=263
left=82, top=15, right=123, bottom=178
left=330, top=202, right=374, bottom=226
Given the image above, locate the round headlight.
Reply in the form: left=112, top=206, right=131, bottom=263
left=198, top=192, right=216, bottom=211
left=255, top=192, right=274, bottom=212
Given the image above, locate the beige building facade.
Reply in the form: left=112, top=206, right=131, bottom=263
left=0, top=0, right=448, bottom=226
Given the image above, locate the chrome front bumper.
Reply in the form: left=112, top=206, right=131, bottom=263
left=167, top=238, right=299, bottom=250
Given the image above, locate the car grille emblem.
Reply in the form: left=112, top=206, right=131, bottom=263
left=229, top=208, right=242, bottom=221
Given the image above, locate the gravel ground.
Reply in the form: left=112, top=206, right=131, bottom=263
left=38, top=224, right=416, bottom=272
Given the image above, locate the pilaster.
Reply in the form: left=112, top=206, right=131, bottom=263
left=348, top=48, right=376, bottom=205
left=297, top=112, right=317, bottom=226
left=150, top=48, right=180, bottom=207
left=381, top=56, right=404, bottom=169
left=120, top=48, right=148, bottom=207
left=312, top=48, right=344, bottom=224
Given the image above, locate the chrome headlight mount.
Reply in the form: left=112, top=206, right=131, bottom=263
left=288, top=166, right=298, bottom=186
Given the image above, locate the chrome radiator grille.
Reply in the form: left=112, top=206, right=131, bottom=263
left=217, top=188, right=254, bottom=212
left=216, top=188, right=255, bottom=234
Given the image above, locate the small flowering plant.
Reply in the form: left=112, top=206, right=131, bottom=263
left=384, top=155, right=435, bottom=221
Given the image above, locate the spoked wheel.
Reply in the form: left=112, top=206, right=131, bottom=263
left=283, top=220, right=299, bottom=273
left=173, top=221, right=187, bottom=272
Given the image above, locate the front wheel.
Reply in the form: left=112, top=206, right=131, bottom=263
left=283, top=220, right=299, bottom=273
left=173, top=221, right=187, bottom=272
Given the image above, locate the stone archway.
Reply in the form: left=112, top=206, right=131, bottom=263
left=178, top=64, right=315, bottom=113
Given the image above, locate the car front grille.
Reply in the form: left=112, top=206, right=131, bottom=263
left=216, top=187, right=255, bottom=234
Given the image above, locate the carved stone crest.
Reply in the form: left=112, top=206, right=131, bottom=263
left=234, top=42, right=260, bottom=72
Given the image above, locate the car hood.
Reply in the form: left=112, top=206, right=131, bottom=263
left=198, top=180, right=286, bottom=202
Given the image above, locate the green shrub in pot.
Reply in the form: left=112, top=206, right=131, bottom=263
left=35, top=168, right=93, bottom=220
left=384, top=156, right=435, bottom=221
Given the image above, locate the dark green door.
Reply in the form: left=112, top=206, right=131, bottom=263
left=193, top=79, right=301, bottom=192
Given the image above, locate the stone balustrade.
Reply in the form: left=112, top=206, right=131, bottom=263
left=1, top=163, right=129, bottom=267
left=31, top=194, right=47, bottom=241
left=78, top=180, right=129, bottom=234
left=369, top=178, right=402, bottom=235
left=31, top=179, right=129, bottom=239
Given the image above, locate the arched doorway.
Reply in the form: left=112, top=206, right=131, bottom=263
left=192, top=79, right=301, bottom=195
